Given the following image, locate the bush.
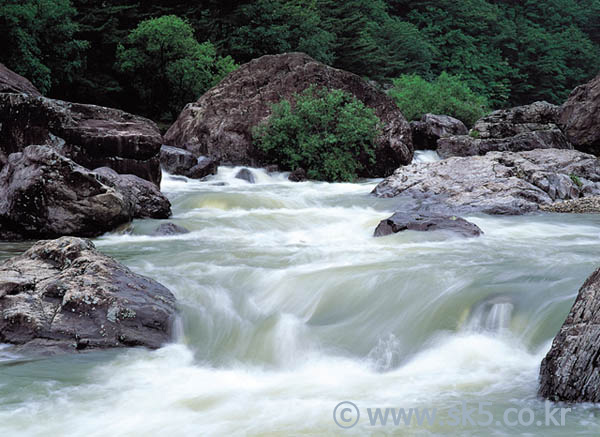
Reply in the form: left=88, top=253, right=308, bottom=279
left=388, top=72, right=489, bottom=126
left=116, top=15, right=237, bottom=121
left=253, top=86, right=381, bottom=182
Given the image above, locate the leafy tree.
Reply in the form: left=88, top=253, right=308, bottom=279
left=0, top=0, right=88, bottom=95
left=225, top=0, right=335, bottom=64
left=389, top=73, right=489, bottom=126
left=253, top=86, right=381, bottom=182
left=116, top=15, right=237, bottom=120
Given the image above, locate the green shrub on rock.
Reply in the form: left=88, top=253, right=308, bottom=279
left=253, top=86, right=382, bottom=182
left=389, top=72, right=489, bottom=126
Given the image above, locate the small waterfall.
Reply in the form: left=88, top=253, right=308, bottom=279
left=466, top=296, right=515, bottom=335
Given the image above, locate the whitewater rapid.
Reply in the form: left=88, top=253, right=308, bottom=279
left=1, top=161, right=600, bottom=435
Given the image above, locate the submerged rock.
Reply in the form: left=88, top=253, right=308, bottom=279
left=153, top=222, right=190, bottom=236
left=188, top=157, right=218, bottom=179
left=410, top=114, right=468, bottom=149
left=374, top=212, right=482, bottom=238
left=437, top=102, right=571, bottom=159
left=559, top=73, right=600, bottom=155
left=539, top=266, right=600, bottom=402
left=0, top=146, right=131, bottom=240
left=93, top=167, right=171, bottom=219
left=373, top=148, right=600, bottom=215
left=164, top=52, right=413, bottom=177
left=235, top=168, right=256, bottom=184
left=0, top=93, right=163, bottom=185
left=0, top=237, right=176, bottom=354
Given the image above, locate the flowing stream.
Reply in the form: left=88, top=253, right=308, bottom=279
left=2, top=157, right=600, bottom=435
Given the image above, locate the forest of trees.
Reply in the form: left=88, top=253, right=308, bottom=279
left=1, top=0, right=599, bottom=122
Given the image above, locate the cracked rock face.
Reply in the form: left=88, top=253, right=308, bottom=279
left=410, top=114, right=468, bottom=150
left=437, top=102, right=572, bottom=159
left=0, top=237, right=176, bottom=355
left=373, top=148, right=600, bottom=215
left=165, top=52, right=413, bottom=177
left=539, top=267, right=600, bottom=402
left=0, top=62, right=41, bottom=96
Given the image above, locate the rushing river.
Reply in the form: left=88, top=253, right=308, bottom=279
left=2, top=155, right=600, bottom=436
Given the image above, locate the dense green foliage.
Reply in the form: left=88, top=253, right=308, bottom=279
left=115, top=15, right=236, bottom=120
left=0, top=0, right=598, bottom=121
left=389, top=73, right=489, bottom=126
left=253, top=87, right=381, bottom=182
left=0, top=0, right=88, bottom=94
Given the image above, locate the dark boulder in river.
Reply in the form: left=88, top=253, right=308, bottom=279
left=437, top=102, right=571, bottom=159
left=164, top=52, right=413, bottom=177
left=0, top=146, right=171, bottom=240
left=539, top=266, right=600, bottom=402
left=559, top=73, right=600, bottom=156
left=0, top=93, right=163, bottom=185
left=0, top=146, right=132, bottom=240
left=153, top=222, right=190, bottom=236
left=159, top=145, right=219, bottom=179
left=0, top=62, right=41, bottom=96
left=235, top=168, right=256, bottom=184
left=374, top=212, right=482, bottom=238
left=373, top=148, right=600, bottom=215
left=0, top=237, right=176, bottom=354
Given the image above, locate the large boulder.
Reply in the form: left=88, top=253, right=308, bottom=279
left=0, top=93, right=163, bottom=185
left=374, top=212, right=482, bottom=238
left=164, top=52, right=413, bottom=177
left=0, top=146, right=131, bottom=239
left=0, top=63, right=41, bottom=96
left=410, top=114, right=468, bottom=149
left=373, top=148, right=600, bottom=215
left=93, top=167, right=171, bottom=219
left=0, top=237, right=176, bottom=354
left=437, top=102, right=571, bottom=159
left=538, top=266, right=600, bottom=402
left=559, top=74, right=600, bottom=155
left=0, top=146, right=171, bottom=240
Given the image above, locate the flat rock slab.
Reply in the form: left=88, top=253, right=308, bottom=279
left=0, top=237, right=176, bottom=355
left=373, top=149, right=600, bottom=215
left=539, top=267, right=600, bottom=402
left=374, top=212, right=482, bottom=238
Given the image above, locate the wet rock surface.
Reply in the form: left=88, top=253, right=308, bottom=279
left=0, top=237, right=177, bottom=354
left=235, top=168, right=256, bottom=184
left=0, top=63, right=41, bottom=96
left=153, top=223, right=190, bottom=236
left=373, top=148, right=600, bottom=215
left=164, top=52, right=413, bottom=177
left=539, top=266, right=600, bottom=402
left=374, top=212, right=482, bottom=238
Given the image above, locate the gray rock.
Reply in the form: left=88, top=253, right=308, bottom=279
left=0, top=62, right=41, bottom=96
left=160, top=145, right=197, bottom=175
left=187, top=157, right=218, bottom=179
left=541, top=196, right=600, bottom=214
left=0, top=93, right=163, bottom=185
left=436, top=102, right=571, bottom=159
left=235, top=168, right=256, bottom=184
left=438, top=129, right=571, bottom=159
left=288, top=168, right=307, bottom=182
left=538, top=266, right=600, bottom=402
left=0, top=146, right=131, bottom=239
left=93, top=167, right=171, bottom=219
left=373, top=148, right=600, bottom=215
left=0, top=237, right=176, bottom=354
left=153, top=222, right=190, bottom=236
left=410, top=114, right=468, bottom=149
left=374, top=212, right=482, bottom=237
left=559, top=74, right=600, bottom=155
